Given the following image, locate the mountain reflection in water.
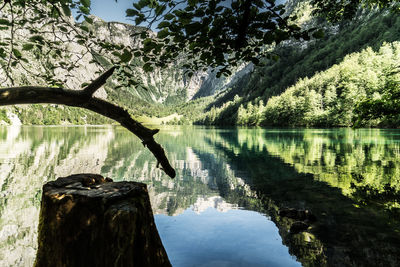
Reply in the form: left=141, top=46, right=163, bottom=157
left=1, top=126, right=400, bottom=266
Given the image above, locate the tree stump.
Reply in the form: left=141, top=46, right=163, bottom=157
left=34, top=174, right=171, bottom=267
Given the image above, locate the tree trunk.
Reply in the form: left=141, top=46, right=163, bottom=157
left=34, top=174, right=171, bottom=267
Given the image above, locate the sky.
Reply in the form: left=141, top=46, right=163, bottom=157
left=89, top=0, right=134, bottom=24
left=85, top=0, right=288, bottom=25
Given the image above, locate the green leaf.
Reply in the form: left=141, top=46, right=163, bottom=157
left=120, top=49, right=132, bottom=63
left=59, top=26, right=69, bottom=32
left=80, top=0, right=91, bottom=8
left=133, top=3, right=141, bottom=10
left=155, top=5, right=166, bottom=16
left=0, top=19, right=11, bottom=26
left=251, top=57, right=260, bottom=65
left=312, top=29, right=325, bottom=39
left=30, top=35, right=45, bottom=45
left=92, top=52, right=112, bottom=68
left=135, top=16, right=145, bottom=25
left=157, top=29, right=169, bottom=39
left=62, top=4, right=72, bottom=17
left=126, top=9, right=138, bottom=17
left=138, top=0, right=149, bottom=9
left=185, top=22, right=202, bottom=35
left=79, top=6, right=90, bottom=15
left=81, top=82, right=90, bottom=88
left=271, top=54, right=279, bottom=61
left=22, top=43, right=34, bottom=50
left=112, top=51, right=121, bottom=57
left=12, top=48, right=22, bottom=59
left=157, top=21, right=170, bottom=29
left=188, top=0, right=197, bottom=7
left=164, top=13, right=174, bottom=20
left=84, top=16, right=93, bottom=24
left=154, top=43, right=163, bottom=53
left=140, top=31, right=148, bottom=38
left=80, top=25, right=89, bottom=32
left=143, top=63, right=153, bottom=72
left=143, top=38, right=157, bottom=52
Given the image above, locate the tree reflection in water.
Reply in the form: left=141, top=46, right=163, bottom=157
left=1, top=126, right=400, bottom=266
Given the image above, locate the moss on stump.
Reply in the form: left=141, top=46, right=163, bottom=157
left=34, top=174, right=171, bottom=267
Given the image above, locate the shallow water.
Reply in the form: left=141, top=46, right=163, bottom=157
left=1, top=126, right=400, bottom=266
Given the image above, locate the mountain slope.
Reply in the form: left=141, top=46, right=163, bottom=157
left=190, top=4, right=400, bottom=126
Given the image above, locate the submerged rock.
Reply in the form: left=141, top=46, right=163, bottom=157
left=279, top=208, right=317, bottom=223
left=290, top=221, right=310, bottom=234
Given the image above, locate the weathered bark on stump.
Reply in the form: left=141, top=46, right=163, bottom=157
left=34, top=174, right=171, bottom=267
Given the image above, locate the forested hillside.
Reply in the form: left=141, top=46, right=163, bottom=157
left=189, top=4, right=400, bottom=127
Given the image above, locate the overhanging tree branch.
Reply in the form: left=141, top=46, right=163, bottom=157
left=82, top=66, right=117, bottom=97
left=0, top=67, right=176, bottom=178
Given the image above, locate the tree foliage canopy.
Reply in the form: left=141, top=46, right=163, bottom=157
left=126, top=0, right=319, bottom=77
left=126, top=0, right=399, bottom=76
left=0, top=0, right=397, bottom=83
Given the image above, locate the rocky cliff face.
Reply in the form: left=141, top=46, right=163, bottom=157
left=90, top=17, right=208, bottom=103
left=193, top=64, right=253, bottom=99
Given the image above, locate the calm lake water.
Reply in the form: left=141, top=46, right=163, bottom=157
left=1, top=126, right=400, bottom=266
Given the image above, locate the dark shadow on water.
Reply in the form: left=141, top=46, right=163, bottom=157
left=194, top=129, right=400, bottom=267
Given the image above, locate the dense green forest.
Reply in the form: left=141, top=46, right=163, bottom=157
left=182, top=8, right=400, bottom=127
left=263, top=42, right=400, bottom=127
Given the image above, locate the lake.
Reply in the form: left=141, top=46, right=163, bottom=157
left=1, top=126, right=400, bottom=266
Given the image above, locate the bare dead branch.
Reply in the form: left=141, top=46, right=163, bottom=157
left=0, top=68, right=176, bottom=178
left=82, top=66, right=116, bottom=97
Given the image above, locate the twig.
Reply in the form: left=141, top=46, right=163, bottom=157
left=82, top=66, right=116, bottom=97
